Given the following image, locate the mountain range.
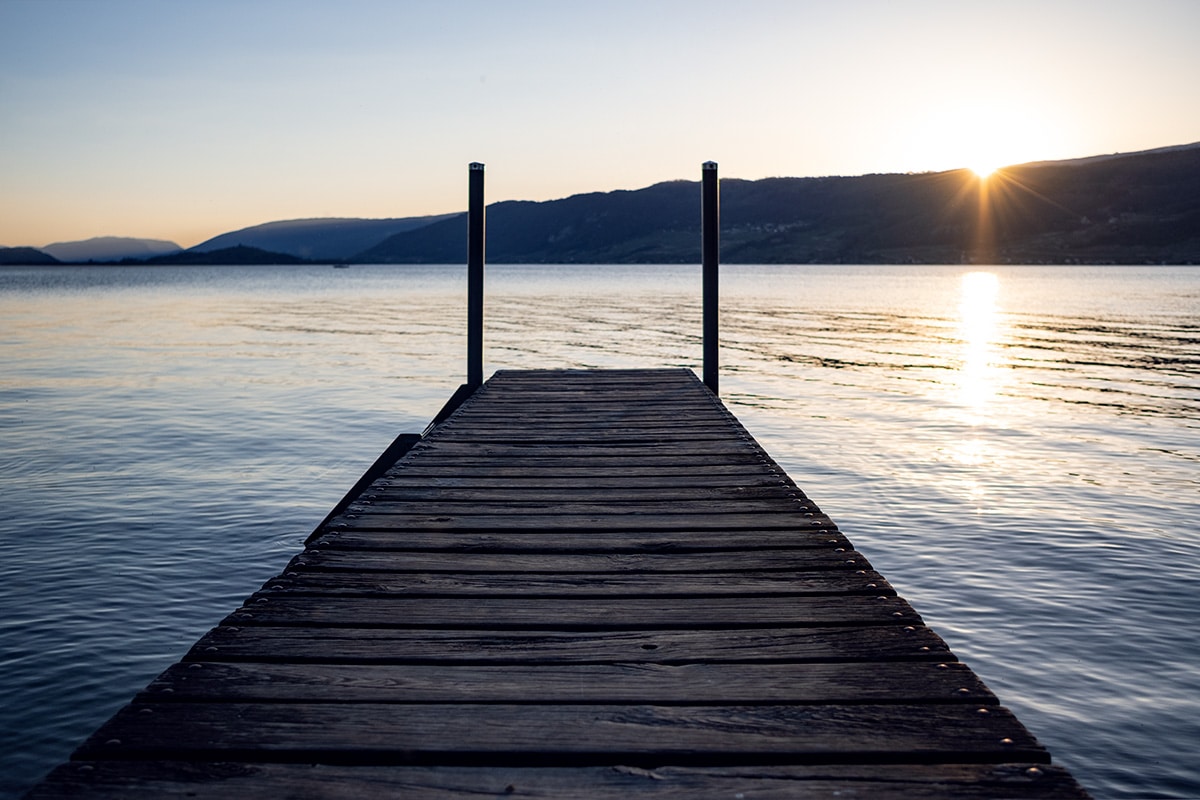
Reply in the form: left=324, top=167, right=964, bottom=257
left=4, top=142, right=1198, bottom=266
left=190, top=215, right=457, bottom=260
left=356, top=143, right=1200, bottom=265
left=41, top=236, right=181, bottom=263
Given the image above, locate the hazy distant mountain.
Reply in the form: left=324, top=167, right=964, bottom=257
left=192, top=216, right=455, bottom=261
left=42, top=236, right=181, bottom=262
left=0, top=246, right=59, bottom=265
left=356, top=143, right=1200, bottom=265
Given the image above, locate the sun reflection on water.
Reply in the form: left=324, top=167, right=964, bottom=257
left=947, top=271, right=1007, bottom=489
left=956, top=271, right=1003, bottom=416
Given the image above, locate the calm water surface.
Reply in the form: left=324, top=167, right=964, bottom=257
left=1, top=264, right=1198, bottom=798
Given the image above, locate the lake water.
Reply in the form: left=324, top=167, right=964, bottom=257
left=1, top=263, right=1198, bottom=798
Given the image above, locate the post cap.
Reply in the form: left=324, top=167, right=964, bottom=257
left=469, top=162, right=485, bottom=170
left=702, top=161, right=718, bottom=170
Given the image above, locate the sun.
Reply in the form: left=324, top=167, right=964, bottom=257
left=901, top=98, right=1064, bottom=177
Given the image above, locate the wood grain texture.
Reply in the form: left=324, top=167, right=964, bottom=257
left=363, top=485, right=804, bottom=502
left=328, top=512, right=838, bottom=532
left=77, top=702, right=1048, bottom=764
left=382, top=465, right=791, bottom=479
left=410, top=442, right=766, bottom=458
left=185, top=625, right=954, bottom=665
left=289, top=548, right=867, bottom=572
left=254, top=570, right=896, bottom=596
left=222, top=594, right=921, bottom=629
left=27, top=762, right=1094, bottom=800
left=346, top=499, right=813, bottom=515
left=143, top=662, right=996, bottom=704
left=305, top=529, right=853, bottom=552
left=375, top=473, right=800, bottom=488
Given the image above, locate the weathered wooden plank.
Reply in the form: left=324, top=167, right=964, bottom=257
left=256, top=570, right=895, bottom=597
left=383, top=464, right=788, bottom=478
left=75, top=702, right=1048, bottom=764
left=466, top=389, right=708, bottom=397
left=387, top=460, right=777, bottom=474
left=489, top=368, right=694, bottom=380
left=469, top=372, right=699, bottom=382
left=329, top=512, right=837, bottom=532
left=375, top=474, right=799, bottom=489
left=347, top=499, right=813, bottom=515
left=483, top=376, right=700, bottom=389
left=304, top=527, right=849, bottom=554
left=480, top=384, right=697, bottom=391
left=453, top=406, right=731, bottom=416
left=442, top=404, right=726, bottom=417
left=434, top=415, right=744, bottom=429
left=471, top=383, right=708, bottom=396
left=447, top=388, right=720, bottom=401
left=461, top=379, right=706, bottom=388
left=408, top=443, right=763, bottom=459
left=223, top=594, right=920, bottom=629
left=187, top=626, right=952, bottom=665
left=427, top=431, right=753, bottom=445
left=437, top=415, right=741, bottom=429
left=436, top=424, right=745, bottom=438
left=416, top=428, right=750, bottom=443
left=289, top=547, right=870, bottom=573
left=469, top=389, right=711, bottom=401
left=143, top=662, right=994, bottom=704
left=186, top=624, right=954, bottom=665
left=27, top=761, right=1093, bottom=800
left=363, top=485, right=802, bottom=502
left=456, top=393, right=713, bottom=404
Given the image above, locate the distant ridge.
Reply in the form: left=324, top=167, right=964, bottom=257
left=1019, top=140, right=1200, bottom=169
left=0, top=246, right=59, bottom=265
left=12, top=141, right=1200, bottom=266
left=356, top=144, right=1200, bottom=265
left=192, top=215, right=455, bottom=261
left=42, top=236, right=180, bottom=263
left=141, top=245, right=309, bottom=265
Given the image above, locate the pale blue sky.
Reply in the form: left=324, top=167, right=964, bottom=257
left=2, top=0, right=1198, bottom=247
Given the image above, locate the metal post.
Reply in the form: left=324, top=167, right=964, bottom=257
left=467, top=162, right=485, bottom=388
left=702, top=161, right=720, bottom=395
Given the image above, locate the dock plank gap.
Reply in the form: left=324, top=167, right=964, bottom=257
left=28, top=368, right=1091, bottom=798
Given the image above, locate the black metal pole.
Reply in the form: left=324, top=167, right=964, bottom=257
left=702, top=161, right=719, bottom=395
left=467, top=162, right=485, bottom=388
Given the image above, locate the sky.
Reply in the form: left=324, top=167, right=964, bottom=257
left=2, top=0, right=1198, bottom=249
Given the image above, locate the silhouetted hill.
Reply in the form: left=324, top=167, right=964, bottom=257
left=193, top=215, right=455, bottom=261
left=355, top=181, right=704, bottom=264
left=0, top=246, right=59, bottom=265
left=14, top=143, right=1197, bottom=267
left=43, top=236, right=180, bottom=262
left=356, top=144, right=1200, bottom=264
left=138, top=245, right=309, bottom=265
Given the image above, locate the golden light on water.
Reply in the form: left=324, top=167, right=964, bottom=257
left=956, top=271, right=1003, bottom=413
left=946, top=271, right=1006, bottom=491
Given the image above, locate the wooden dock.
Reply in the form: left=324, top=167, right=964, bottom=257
left=30, top=368, right=1089, bottom=798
